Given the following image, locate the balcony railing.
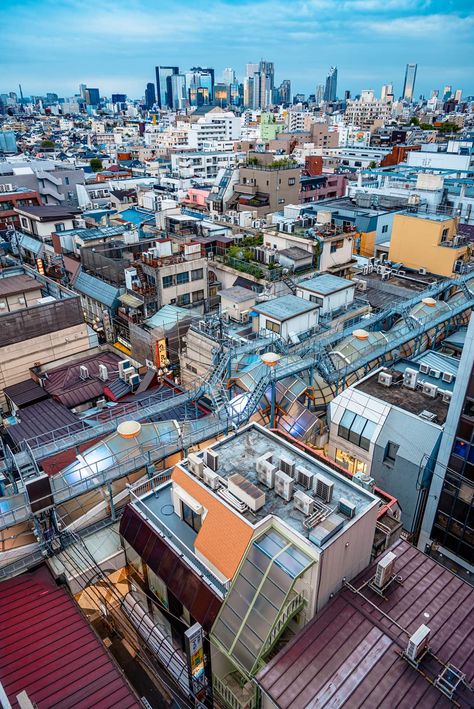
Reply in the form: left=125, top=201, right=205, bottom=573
left=261, top=591, right=306, bottom=656
left=213, top=673, right=259, bottom=709
left=235, top=183, right=257, bottom=196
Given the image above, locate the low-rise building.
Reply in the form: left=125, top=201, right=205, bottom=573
left=296, top=273, right=356, bottom=315
left=253, top=294, right=319, bottom=340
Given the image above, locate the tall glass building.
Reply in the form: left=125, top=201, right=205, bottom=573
left=323, top=66, right=337, bottom=102
left=402, top=63, right=417, bottom=102
left=155, top=66, right=179, bottom=108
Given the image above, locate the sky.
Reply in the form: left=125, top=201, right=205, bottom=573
left=1, top=0, right=473, bottom=99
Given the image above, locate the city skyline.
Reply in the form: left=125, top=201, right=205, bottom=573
left=1, top=0, right=473, bottom=98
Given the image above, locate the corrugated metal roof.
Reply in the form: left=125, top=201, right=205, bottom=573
left=73, top=270, right=123, bottom=308
left=0, top=566, right=140, bottom=708
left=5, top=399, right=83, bottom=447
left=257, top=540, right=474, bottom=708
left=18, top=233, right=44, bottom=257
left=3, top=379, right=49, bottom=409
left=144, top=304, right=200, bottom=330
left=412, top=350, right=460, bottom=377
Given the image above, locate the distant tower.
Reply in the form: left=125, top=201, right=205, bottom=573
left=323, top=67, right=337, bottom=102
left=402, top=64, right=417, bottom=102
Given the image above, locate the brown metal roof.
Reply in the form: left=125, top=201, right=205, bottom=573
left=3, top=379, right=49, bottom=409
left=0, top=274, right=42, bottom=298
left=5, top=399, right=83, bottom=448
left=257, top=540, right=474, bottom=708
left=43, top=351, right=122, bottom=407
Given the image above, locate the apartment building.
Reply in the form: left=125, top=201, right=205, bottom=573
left=0, top=158, right=85, bottom=206
left=344, top=90, right=392, bottom=129
left=233, top=153, right=301, bottom=217
left=0, top=185, right=42, bottom=230
left=187, top=110, right=241, bottom=150
left=388, top=213, right=471, bottom=277
left=120, top=423, right=380, bottom=708
left=170, top=149, right=242, bottom=182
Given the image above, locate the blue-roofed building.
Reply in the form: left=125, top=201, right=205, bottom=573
left=73, top=269, right=123, bottom=341
left=115, top=207, right=155, bottom=228
left=253, top=294, right=319, bottom=342
left=296, top=273, right=355, bottom=315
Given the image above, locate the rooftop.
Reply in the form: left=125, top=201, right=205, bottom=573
left=14, top=205, right=79, bottom=221
left=257, top=540, right=474, bottom=709
left=298, top=273, right=354, bottom=295
left=73, top=270, right=123, bottom=308
left=179, top=424, right=377, bottom=540
left=253, top=294, right=318, bottom=321
left=278, top=246, right=311, bottom=261
left=0, top=273, right=42, bottom=298
left=0, top=565, right=140, bottom=708
left=219, top=285, right=258, bottom=304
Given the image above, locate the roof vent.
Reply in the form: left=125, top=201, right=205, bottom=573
left=419, top=410, right=437, bottom=422
left=79, top=365, right=89, bottom=380
left=353, top=328, right=369, bottom=341
left=117, top=420, right=142, bottom=439
left=422, top=297, right=436, bottom=307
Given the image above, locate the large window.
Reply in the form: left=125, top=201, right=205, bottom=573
left=176, top=271, right=189, bottom=285
left=181, top=501, right=201, bottom=532
left=177, top=293, right=190, bottom=306
left=384, top=441, right=399, bottom=465
left=265, top=319, right=280, bottom=333
left=191, top=268, right=203, bottom=281
left=162, top=274, right=173, bottom=288
left=338, top=410, right=376, bottom=452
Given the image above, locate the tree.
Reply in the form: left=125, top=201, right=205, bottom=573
left=409, top=116, right=420, bottom=126
left=368, top=161, right=377, bottom=169
left=40, top=139, right=55, bottom=150
left=90, top=157, right=103, bottom=172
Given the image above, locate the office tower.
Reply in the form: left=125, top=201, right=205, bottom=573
left=278, top=79, right=291, bottom=105
left=381, top=83, right=393, bottom=102
left=229, top=81, right=240, bottom=106
left=111, top=94, right=127, bottom=104
left=402, top=63, right=417, bottom=101
left=259, top=61, right=274, bottom=109
left=344, top=89, right=351, bottom=101
left=442, top=85, right=452, bottom=101
left=323, top=66, right=337, bottom=102
left=454, top=89, right=462, bottom=102
left=315, top=84, right=324, bottom=105
left=144, top=82, right=156, bottom=110
left=419, top=315, right=474, bottom=574
left=243, top=76, right=254, bottom=108
left=155, top=66, right=179, bottom=108
left=170, top=74, right=187, bottom=110
left=188, top=67, right=214, bottom=102
left=246, top=63, right=259, bottom=78
left=85, top=88, right=100, bottom=106
left=79, top=84, right=87, bottom=100
left=223, top=68, right=236, bottom=85
left=431, top=89, right=439, bottom=99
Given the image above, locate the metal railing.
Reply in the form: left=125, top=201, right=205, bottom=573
left=261, top=591, right=306, bottom=655
left=213, top=674, right=258, bottom=709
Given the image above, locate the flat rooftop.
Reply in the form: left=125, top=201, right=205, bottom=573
left=181, top=425, right=376, bottom=540
left=257, top=539, right=474, bottom=708
left=298, top=273, right=354, bottom=295
left=355, top=367, right=450, bottom=425
left=0, top=273, right=42, bottom=298
left=254, top=294, right=318, bottom=321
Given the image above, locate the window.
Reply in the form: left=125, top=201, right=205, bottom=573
left=177, top=293, right=190, bottom=306
left=384, top=441, right=399, bottom=465
left=176, top=271, right=189, bottom=285
left=288, top=178, right=296, bottom=186
left=64, top=177, right=70, bottom=185
left=181, top=501, right=201, bottom=532
left=20, top=216, right=29, bottom=230
left=382, top=225, right=388, bottom=233
left=162, top=274, right=173, bottom=288
left=278, top=198, right=285, bottom=204
left=338, top=411, right=376, bottom=452
left=193, top=290, right=204, bottom=302
left=309, top=295, right=323, bottom=306
left=265, top=319, right=280, bottom=333
left=191, top=268, right=203, bottom=281
left=54, top=223, right=65, bottom=232
left=442, top=227, right=449, bottom=240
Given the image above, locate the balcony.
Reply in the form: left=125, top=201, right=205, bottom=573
left=213, top=672, right=258, bottom=709
left=235, top=183, right=257, bottom=196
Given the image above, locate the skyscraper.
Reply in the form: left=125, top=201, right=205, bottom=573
left=223, top=68, right=236, bottom=86
left=402, top=63, right=417, bottom=102
left=84, top=88, right=100, bottom=106
left=170, top=74, right=187, bottom=110
left=381, top=83, right=394, bottom=102
left=259, top=61, right=274, bottom=109
left=144, top=82, right=156, bottom=110
left=277, top=80, right=291, bottom=105
left=315, top=84, right=324, bottom=105
left=155, top=66, right=179, bottom=108
left=188, top=67, right=215, bottom=102
left=443, top=85, right=452, bottom=101
left=323, top=66, right=337, bottom=102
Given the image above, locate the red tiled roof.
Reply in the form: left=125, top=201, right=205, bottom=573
left=0, top=566, right=140, bottom=709
left=257, top=540, right=474, bottom=709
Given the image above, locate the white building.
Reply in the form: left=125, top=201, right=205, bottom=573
left=187, top=111, right=242, bottom=150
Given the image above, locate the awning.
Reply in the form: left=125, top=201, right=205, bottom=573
left=119, top=292, right=143, bottom=308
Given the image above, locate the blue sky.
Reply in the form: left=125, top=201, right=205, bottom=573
left=1, top=0, right=473, bottom=99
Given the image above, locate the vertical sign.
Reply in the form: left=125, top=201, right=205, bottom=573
left=155, top=338, right=167, bottom=368
left=184, top=622, right=205, bottom=696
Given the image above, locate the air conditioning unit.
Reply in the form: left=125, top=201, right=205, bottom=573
left=294, top=489, right=314, bottom=515
left=274, top=470, right=294, bottom=502
left=418, top=268, right=427, bottom=275
left=373, top=551, right=396, bottom=589
left=423, top=383, right=438, bottom=398
left=0, top=302, right=6, bottom=310
left=98, top=364, right=108, bottom=381
left=378, top=372, right=393, bottom=387
left=403, top=368, right=418, bottom=390
left=129, top=373, right=140, bottom=390
left=296, top=466, right=315, bottom=490
left=279, top=456, right=295, bottom=478
left=256, top=452, right=273, bottom=474
left=188, top=452, right=204, bottom=478
left=353, top=471, right=375, bottom=492
left=118, top=359, right=131, bottom=378
left=79, top=365, right=89, bottom=380
left=122, top=366, right=135, bottom=382
left=419, top=363, right=430, bottom=375
left=338, top=497, right=356, bottom=519
left=406, top=625, right=430, bottom=662
left=429, top=369, right=441, bottom=379
left=96, top=397, right=107, bottom=409
left=442, top=391, right=453, bottom=403
left=204, top=449, right=219, bottom=472
left=315, top=474, right=334, bottom=503
left=240, top=310, right=250, bottom=324
left=202, top=467, right=220, bottom=490
left=442, top=372, right=454, bottom=383
left=257, top=460, right=276, bottom=488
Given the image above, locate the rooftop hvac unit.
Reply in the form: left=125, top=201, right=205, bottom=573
left=296, top=466, right=315, bottom=490
left=98, top=364, right=108, bottom=381
left=442, top=372, right=454, bottom=383
left=204, top=449, right=219, bottom=472
left=293, top=489, right=314, bottom=515
left=315, top=474, right=334, bottom=503
left=442, top=391, right=453, bottom=404
left=202, top=467, right=220, bottom=490
left=129, top=373, right=140, bottom=390
left=79, top=365, right=89, bottom=380
left=353, top=471, right=375, bottom=492
left=406, top=625, right=430, bottom=662
left=338, top=497, right=357, bottom=519
left=188, top=452, right=204, bottom=478
left=423, top=383, right=438, bottom=398
left=240, top=310, right=250, bottom=324
left=122, top=366, right=136, bottom=382
left=257, top=460, right=276, bottom=488
left=403, top=368, right=418, bottom=390
left=274, top=470, right=294, bottom=502
left=419, top=362, right=430, bottom=375
left=378, top=372, right=393, bottom=387
left=228, top=473, right=266, bottom=512
left=279, top=456, right=295, bottom=478
left=418, top=268, right=427, bottom=276
left=256, top=452, right=273, bottom=474
left=429, top=368, right=441, bottom=379
left=118, top=359, right=131, bottom=378
left=374, top=551, right=396, bottom=589
left=96, top=397, right=107, bottom=409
